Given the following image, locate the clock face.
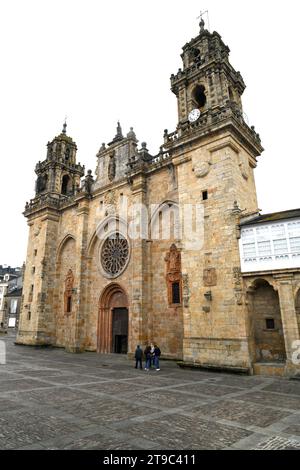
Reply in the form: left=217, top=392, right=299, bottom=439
left=188, top=108, right=201, bottom=123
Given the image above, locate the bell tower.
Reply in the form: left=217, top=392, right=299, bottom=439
left=171, top=17, right=245, bottom=128
left=164, top=18, right=264, bottom=372
left=35, top=122, right=84, bottom=198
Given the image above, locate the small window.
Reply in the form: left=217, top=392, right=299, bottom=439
left=32, top=267, right=35, bottom=275
left=172, top=282, right=181, bottom=304
left=34, top=249, right=37, bottom=256
left=202, top=190, right=208, bottom=201
left=67, top=296, right=72, bottom=313
left=28, top=311, right=31, bottom=321
left=30, top=284, right=34, bottom=293
left=266, top=318, right=275, bottom=330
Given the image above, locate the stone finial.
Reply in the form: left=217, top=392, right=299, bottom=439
left=116, top=121, right=123, bottom=138
left=62, top=120, right=67, bottom=135
left=112, top=121, right=124, bottom=143
left=83, top=170, right=94, bottom=196
left=200, top=17, right=205, bottom=33
left=127, top=127, right=137, bottom=140
left=231, top=200, right=242, bottom=215
left=97, top=143, right=106, bottom=156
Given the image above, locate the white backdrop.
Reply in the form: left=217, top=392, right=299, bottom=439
left=0, top=0, right=299, bottom=266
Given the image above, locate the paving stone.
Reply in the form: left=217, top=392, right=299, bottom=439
left=40, top=374, right=111, bottom=385
left=123, top=414, right=252, bottom=449
left=253, top=435, right=300, bottom=450
left=45, top=434, right=137, bottom=450
left=1, top=334, right=300, bottom=450
left=0, top=410, right=83, bottom=449
left=173, top=382, right=241, bottom=397
left=0, top=379, right=51, bottom=393
left=239, top=391, right=300, bottom=411
left=122, top=389, right=197, bottom=408
left=262, top=381, right=300, bottom=396
left=188, top=399, right=291, bottom=427
left=76, top=380, right=152, bottom=395
left=9, top=386, right=92, bottom=405
left=281, top=425, right=300, bottom=436
left=205, top=375, right=266, bottom=389
left=48, top=396, right=154, bottom=426
left=0, top=371, right=22, bottom=380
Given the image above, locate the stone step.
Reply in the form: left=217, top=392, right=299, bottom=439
left=253, top=362, right=285, bottom=377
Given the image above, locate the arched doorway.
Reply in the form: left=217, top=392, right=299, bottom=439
left=98, top=283, right=129, bottom=354
left=250, top=279, right=286, bottom=362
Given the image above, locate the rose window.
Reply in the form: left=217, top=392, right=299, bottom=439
left=101, top=233, right=129, bottom=276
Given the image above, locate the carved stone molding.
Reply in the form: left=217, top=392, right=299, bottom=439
left=233, top=267, right=242, bottom=288
left=182, top=274, right=189, bottom=308
left=239, top=161, right=249, bottom=180
left=64, top=269, right=74, bottom=315
left=203, top=267, right=217, bottom=286
left=193, top=161, right=210, bottom=178
left=234, top=289, right=244, bottom=305
left=233, top=267, right=244, bottom=305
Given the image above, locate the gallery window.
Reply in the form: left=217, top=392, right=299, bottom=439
left=66, top=296, right=72, bottom=313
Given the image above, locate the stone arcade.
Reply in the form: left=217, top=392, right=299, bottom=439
left=17, top=18, right=300, bottom=376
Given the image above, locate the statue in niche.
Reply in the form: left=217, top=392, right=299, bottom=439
left=165, top=244, right=181, bottom=273
left=108, top=152, right=116, bottom=181
left=65, top=269, right=74, bottom=291
left=35, top=175, right=47, bottom=194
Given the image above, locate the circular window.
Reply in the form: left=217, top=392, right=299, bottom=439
left=101, top=233, right=129, bottom=278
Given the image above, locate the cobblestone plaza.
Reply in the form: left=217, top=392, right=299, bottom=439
left=0, top=333, right=299, bottom=450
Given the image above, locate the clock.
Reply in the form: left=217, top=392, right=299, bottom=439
left=188, top=108, right=201, bottom=123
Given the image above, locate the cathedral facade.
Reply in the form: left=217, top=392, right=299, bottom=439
left=17, top=19, right=300, bottom=376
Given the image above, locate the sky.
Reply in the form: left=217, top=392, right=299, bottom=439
left=0, top=0, right=299, bottom=267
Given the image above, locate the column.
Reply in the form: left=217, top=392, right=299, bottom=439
left=275, top=274, right=300, bottom=373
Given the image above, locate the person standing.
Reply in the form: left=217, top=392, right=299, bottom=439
left=144, top=345, right=151, bottom=371
left=134, top=345, right=143, bottom=369
left=154, top=344, right=161, bottom=371
left=150, top=342, right=155, bottom=369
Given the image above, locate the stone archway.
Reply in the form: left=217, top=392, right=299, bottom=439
left=98, top=283, right=129, bottom=354
left=249, top=279, right=286, bottom=363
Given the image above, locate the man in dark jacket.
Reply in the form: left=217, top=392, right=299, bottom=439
left=154, top=344, right=161, bottom=371
left=134, top=345, right=143, bottom=369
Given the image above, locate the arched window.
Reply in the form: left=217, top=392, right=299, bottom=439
left=192, top=85, right=206, bottom=109
left=65, top=147, right=70, bottom=162
left=61, top=175, right=71, bottom=195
